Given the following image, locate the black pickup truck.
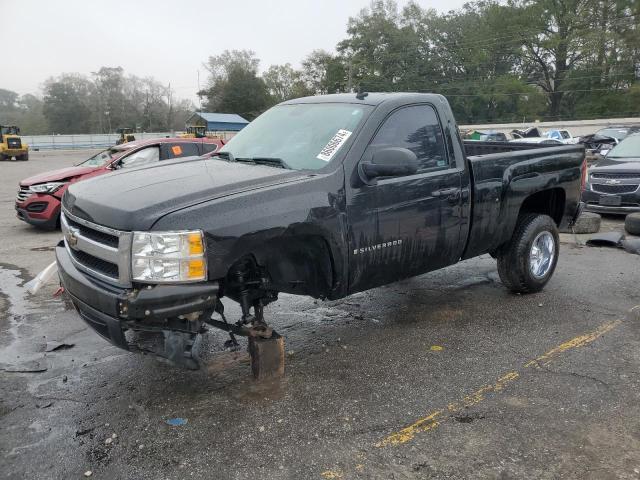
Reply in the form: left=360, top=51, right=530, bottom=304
left=56, top=93, right=586, bottom=373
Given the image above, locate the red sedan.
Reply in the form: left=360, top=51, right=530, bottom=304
left=16, top=137, right=224, bottom=230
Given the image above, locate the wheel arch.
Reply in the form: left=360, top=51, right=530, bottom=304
left=219, top=228, right=341, bottom=301
left=518, top=188, right=566, bottom=226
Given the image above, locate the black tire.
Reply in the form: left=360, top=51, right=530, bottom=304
left=565, top=212, right=601, bottom=234
left=625, top=213, right=640, bottom=236
left=497, top=214, right=559, bottom=294
left=20, top=153, right=29, bottom=161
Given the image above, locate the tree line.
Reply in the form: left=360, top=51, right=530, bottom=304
left=200, top=0, right=640, bottom=124
left=1, top=0, right=638, bottom=134
left=0, top=67, right=193, bottom=135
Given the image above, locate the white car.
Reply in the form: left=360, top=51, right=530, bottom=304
left=544, top=129, right=578, bottom=144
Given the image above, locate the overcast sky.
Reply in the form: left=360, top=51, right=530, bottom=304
left=1, top=0, right=467, bottom=104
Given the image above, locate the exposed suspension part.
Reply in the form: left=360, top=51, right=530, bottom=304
left=204, top=257, right=284, bottom=379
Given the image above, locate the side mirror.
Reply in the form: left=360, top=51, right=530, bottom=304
left=358, top=147, right=418, bottom=185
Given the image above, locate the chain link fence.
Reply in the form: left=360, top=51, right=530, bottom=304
left=22, top=132, right=174, bottom=150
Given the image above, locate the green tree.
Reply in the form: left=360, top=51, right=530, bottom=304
left=0, top=88, right=19, bottom=111
left=92, top=67, right=128, bottom=132
left=199, top=50, right=270, bottom=119
left=42, top=74, right=94, bottom=133
left=510, top=0, right=606, bottom=117
left=16, top=94, right=48, bottom=134
left=301, top=50, right=348, bottom=94
left=263, top=64, right=312, bottom=103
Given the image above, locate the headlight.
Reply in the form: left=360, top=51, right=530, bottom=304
left=30, top=182, right=66, bottom=193
left=131, top=230, right=207, bottom=283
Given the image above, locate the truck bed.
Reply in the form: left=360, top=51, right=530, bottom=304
left=462, top=141, right=585, bottom=259
left=463, top=140, right=569, bottom=157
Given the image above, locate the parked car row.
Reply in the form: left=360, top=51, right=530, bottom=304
left=15, top=137, right=224, bottom=230
left=463, top=124, right=640, bottom=154
left=583, top=133, right=640, bottom=214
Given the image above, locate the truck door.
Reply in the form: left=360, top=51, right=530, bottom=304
left=348, top=104, right=464, bottom=291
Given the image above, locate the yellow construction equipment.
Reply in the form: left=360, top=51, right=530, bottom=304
left=180, top=126, right=207, bottom=138
left=0, top=125, right=29, bottom=161
left=116, top=128, right=136, bottom=145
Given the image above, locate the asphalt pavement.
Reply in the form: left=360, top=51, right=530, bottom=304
left=1, top=150, right=640, bottom=479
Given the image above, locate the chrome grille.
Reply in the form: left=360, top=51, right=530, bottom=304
left=592, top=183, right=639, bottom=195
left=16, top=185, right=32, bottom=202
left=591, top=172, right=639, bottom=180
left=61, top=209, right=132, bottom=287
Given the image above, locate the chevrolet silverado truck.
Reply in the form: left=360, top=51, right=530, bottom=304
left=56, top=93, right=586, bottom=374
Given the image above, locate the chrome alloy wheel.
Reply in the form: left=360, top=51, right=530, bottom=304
left=529, top=231, right=556, bottom=279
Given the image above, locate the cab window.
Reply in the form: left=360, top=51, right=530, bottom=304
left=119, top=146, right=160, bottom=169
left=368, top=105, right=448, bottom=173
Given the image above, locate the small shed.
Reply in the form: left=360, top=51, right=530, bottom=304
left=186, top=112, right=249, bottom=132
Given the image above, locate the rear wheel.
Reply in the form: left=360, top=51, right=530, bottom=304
left=497, top=214, right=559, bottom=294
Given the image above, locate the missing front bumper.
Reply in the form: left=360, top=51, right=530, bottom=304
left=56, top=243, right=219, bottom=368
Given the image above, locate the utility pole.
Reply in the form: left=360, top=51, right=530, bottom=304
left=167, top=82, right=173, bottom=131
left=347, top=58, right=353, bottom=93
left=146, top=91, right=151, bottom=132
left=197, top=70, right=203, bottom=111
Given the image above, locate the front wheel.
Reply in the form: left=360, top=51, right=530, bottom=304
left=497, top=214, right=559, bottom=294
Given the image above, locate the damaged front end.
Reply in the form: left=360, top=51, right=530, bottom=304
left=56, top=241, right=219, bottom=370
left=55, top=209, right=223, bottom=369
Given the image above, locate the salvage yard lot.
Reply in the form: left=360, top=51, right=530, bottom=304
left=2, top=150, right=640, bottom=479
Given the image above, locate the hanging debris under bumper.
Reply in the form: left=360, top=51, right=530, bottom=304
left=55, top=243, right=219, bottom=369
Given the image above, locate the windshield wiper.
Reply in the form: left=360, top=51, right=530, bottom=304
left=235, top=157, right=291, bottom=169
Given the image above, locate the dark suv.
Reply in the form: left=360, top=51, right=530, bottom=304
left=583, top=133, right=640, bottom=214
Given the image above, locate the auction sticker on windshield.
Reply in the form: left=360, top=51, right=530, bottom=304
left=317, top=129, right=352, bottom=162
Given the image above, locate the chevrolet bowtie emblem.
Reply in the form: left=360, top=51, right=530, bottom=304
left=66, top=226, right=80, bottom=247
left=605, top=179, right=621, bottom=185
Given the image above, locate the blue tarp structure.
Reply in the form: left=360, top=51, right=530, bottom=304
left=186, top=112, right=249, bottom=132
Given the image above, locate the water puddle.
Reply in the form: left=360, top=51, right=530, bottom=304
left=0, top=263, right=66, bottom=368
left=0, top=263, right=36, bottom=329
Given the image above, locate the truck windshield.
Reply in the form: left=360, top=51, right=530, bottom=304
left=218, top=103, right=372, bottom=170
left=78, top=148, right=118, bottom=167
left=606, top=134, right=640, bottom=161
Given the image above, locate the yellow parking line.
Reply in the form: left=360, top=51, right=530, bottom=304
left=376, top=319, right=623, bottom=448
left=524, top=320, right=621, bottom=368
left=320, top=470, right=343, bottom=479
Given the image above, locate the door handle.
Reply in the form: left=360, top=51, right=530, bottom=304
left=431, top=187, right=459, bottom=198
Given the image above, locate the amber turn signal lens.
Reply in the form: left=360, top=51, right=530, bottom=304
left=188, top=233, right=204, bottom=255
left=187, top=259, right=206, bottom=279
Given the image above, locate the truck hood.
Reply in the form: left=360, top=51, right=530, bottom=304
left=590, top=158, right=640, bottom=172
left=63, top=159, right=309, bottom=231
left=20, top=165, right=100, bottom=186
